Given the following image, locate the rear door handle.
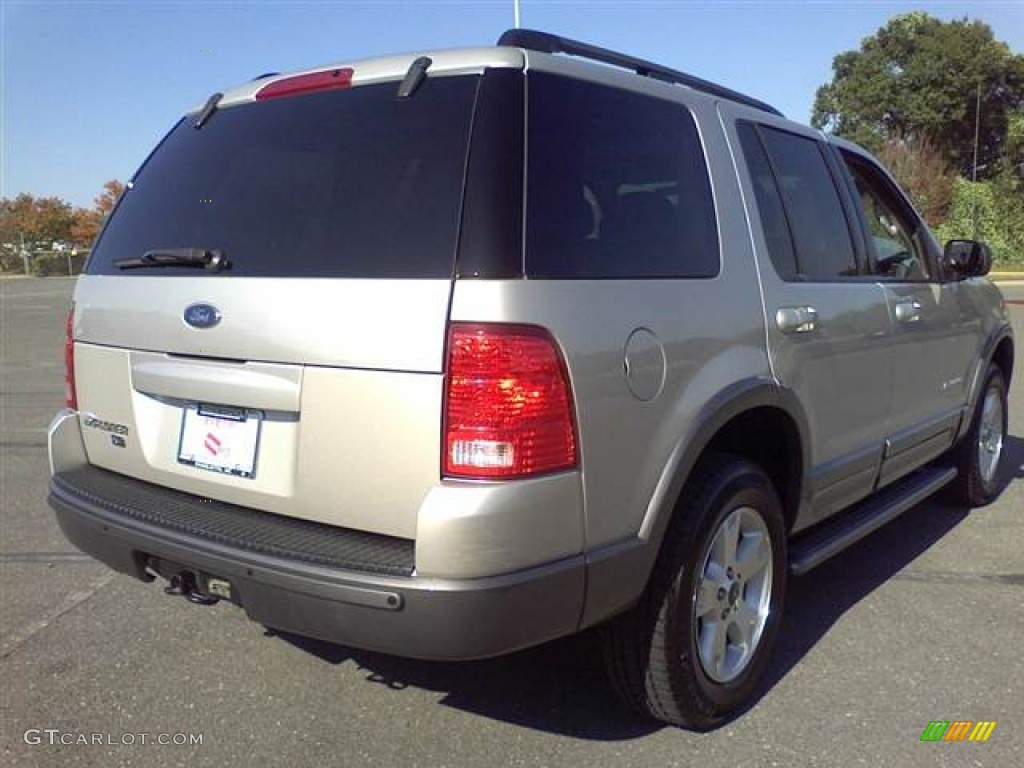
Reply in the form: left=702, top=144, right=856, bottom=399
left=775, top=306, right=818, bottom=334
left=894, top=300, right=922, bottom=323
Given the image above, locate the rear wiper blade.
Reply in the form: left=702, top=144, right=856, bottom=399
left=115, top=248, right=229, bottom=271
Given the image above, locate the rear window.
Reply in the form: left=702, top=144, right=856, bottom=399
left=526, top=72, right=719, bottom=279
left=88, top=76, right=479, bottom=278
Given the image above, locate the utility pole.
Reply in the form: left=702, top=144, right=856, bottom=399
left=514, top=0, right=521, bottom=29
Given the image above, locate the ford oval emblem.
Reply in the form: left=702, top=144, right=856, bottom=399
left=183, top=303, right=222, bottom=329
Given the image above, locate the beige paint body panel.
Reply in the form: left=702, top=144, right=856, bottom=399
left=416, top=474, right=584, bottom=579
left=73, top=276, right=451, bottom=372
left=74, top=344, right=446, bottom=539
left=449, top=278, right=768, bottom=552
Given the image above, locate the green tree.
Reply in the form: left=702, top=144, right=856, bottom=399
left=812, top=12, right=1024, bottom=177
left=936, top=177, right=1024, bottom=266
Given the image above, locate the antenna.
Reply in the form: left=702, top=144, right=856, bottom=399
left=514, top=0, right=521, bottom=29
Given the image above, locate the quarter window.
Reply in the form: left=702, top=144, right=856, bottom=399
left=526, top=73, right=719, bottom=279
left=736, top=123, right=797, bottom=280
left=756, top=127, right=858, bottom=280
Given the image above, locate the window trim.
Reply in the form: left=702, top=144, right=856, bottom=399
left=741, top=121, right=865, bottom=283
left=833, top=147, right=937, bottom=284
left=523, top=71, right=721, bottom=280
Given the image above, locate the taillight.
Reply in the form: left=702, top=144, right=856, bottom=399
left=64, top=303, right=77, bottom=410
left=444, top=323, right=577, bottom=479
left=254, top=68, right=354, bottom=101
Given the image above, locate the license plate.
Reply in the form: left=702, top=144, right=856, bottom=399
left=177, top=404, right=261, bottom=478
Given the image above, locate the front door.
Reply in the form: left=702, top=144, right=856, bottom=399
left=835, top=148, right=979, bottom=486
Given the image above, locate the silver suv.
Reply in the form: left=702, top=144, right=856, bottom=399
left=48, top=29, right=1013, bottom=729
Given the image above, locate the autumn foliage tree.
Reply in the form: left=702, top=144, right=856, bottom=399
left=875, top=136, right=955, bottom=227
left=69, top=180, right=125, bottom=246
left=0, top=194, right=73, bottom=247
left=1, top=180, right=124, bottom=270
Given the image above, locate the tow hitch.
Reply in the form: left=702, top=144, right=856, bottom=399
left=164, top=571, right=220, bottom=605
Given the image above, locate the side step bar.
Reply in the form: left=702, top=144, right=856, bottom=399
left=789, top=466, right=958, bottom=575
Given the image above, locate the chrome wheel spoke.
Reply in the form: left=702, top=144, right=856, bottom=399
left=736, top=532, right=770, bottom=578
left=696, top=577, right=722, bottom=617
left=715, top=511, right=740, bottom=571
left=710, top=618, right=728, bottom=673
left=733, top=600, right=759, bottom=649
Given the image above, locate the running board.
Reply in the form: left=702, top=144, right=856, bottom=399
left=789, top=466, right=958, bottom=575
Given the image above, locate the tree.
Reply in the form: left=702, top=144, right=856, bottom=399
left=0, top=193, right=74, bottom=250
left=0, top=180, right=126, bottom=271
left=69, top=179, right=126, bottom=247
left=875, top=135, right=955, bottom=227
left=95, top=179, right=125, bottom=216
left=812, top=13, right=1024, bottom=177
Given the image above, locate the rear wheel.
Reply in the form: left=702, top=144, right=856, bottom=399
left=947, top=364, right=1007, bottom=507
left=602, top=454, right=787, bottom=729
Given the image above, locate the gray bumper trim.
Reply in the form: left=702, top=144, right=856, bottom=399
left=49, top=475, right=585, bottom=660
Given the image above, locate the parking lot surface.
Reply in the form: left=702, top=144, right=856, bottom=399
left=2, top=277, right=1022, bottom=767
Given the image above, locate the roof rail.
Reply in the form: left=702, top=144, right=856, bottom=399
left=496, top=28, right=783, bottom=117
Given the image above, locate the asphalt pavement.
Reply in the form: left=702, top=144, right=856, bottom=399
left=2, top=277, right=1022, bottom=768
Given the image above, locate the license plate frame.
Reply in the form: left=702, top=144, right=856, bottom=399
left=177, top=404, right=262, bottom=478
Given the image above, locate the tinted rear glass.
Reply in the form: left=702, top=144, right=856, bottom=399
left=526, top=72, right=719, bottom=279
left=88, top=76, right=478, bottom=278
left=756, top=126, right=857, bottom=279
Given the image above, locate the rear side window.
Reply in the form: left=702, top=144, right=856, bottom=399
left=756, top=126, right=857, bottom=280
left=526, top=73, right=719, bottom=279
left=88, top=76, right=478, bottom=278
left=736, top=122, right=797, bottom=280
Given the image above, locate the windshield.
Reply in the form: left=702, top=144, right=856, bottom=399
left=87, top=75, right=479, bottom=278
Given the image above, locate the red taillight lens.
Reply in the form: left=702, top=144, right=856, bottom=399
left=444, top=323, right=577, bottom=479
left=254, top=68, right=354, bottom=101
left=64, top=304, right=77, bottom=410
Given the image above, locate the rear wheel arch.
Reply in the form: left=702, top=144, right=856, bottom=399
left=582, top=380, right=808, bottom=628
left=648, top=383, right=809, bottom=541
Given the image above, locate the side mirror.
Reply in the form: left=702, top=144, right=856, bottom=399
left=943, top=239, right=992, bottom=279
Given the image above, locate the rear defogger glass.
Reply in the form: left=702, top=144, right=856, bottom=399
left=88, top=76, right=479, bottom=277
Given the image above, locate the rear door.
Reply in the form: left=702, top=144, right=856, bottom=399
left=726, top=111, right=894, bottom=526
left=72, top=72, right=480, bottom=539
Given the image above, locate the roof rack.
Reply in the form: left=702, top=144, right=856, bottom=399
left=496, top=28, right=783, bottom=117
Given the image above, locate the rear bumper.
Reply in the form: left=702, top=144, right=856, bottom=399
left=48, top=466, right=585, bottom=660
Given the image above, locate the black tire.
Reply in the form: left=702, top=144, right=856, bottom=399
left=946, top=364, right=1008, bottom=507
left=601, top=453, right=787, bottom=729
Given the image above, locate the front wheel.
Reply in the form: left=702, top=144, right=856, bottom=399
left=947, top=364, right=1008, bottom=507
left=602, top=454, right=787, bottom=729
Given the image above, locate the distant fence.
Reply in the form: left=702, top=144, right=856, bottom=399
left=0, top=250, right=91, bottom=277
left=31, top=250, right=89, bottom=276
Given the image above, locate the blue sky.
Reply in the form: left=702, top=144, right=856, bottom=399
left=3, top=1, right=1022, bottom=209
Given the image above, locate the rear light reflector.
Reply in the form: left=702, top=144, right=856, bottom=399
left=254, top=68, right=354, bottom=101
left=64, top=303, right=77, bottom=410
left=444, top=323, right=577, bottom=479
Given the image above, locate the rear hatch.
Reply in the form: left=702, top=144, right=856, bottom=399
left=71, top=55, right=515, bottom=539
